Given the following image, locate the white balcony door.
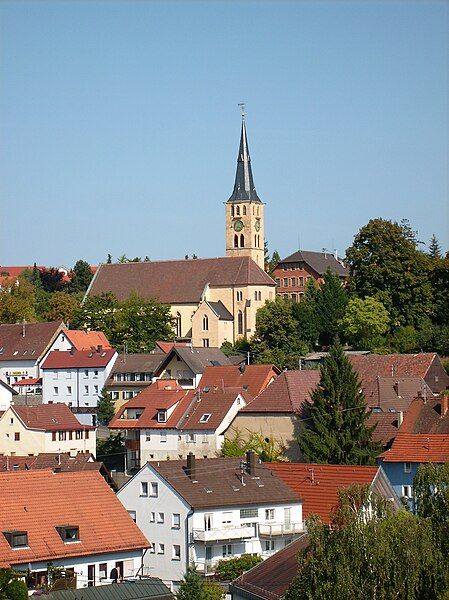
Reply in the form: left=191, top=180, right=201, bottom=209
left=284, top=507, right=292, bottom=531
left=204, top=513, right=213, bottom=531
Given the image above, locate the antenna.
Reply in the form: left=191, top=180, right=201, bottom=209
left=238, top=101, right=245, bottom=120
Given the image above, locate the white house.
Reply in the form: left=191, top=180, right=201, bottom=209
left=41, top=348, right=117, bottom=426
left=0, top=403, right=96, bottom=456
left=109, top=380, right=251, bottom=471
left=117, top=453, right=303, bottom=591
left=0, top=469, right=149, bottom=593
left=0, top=380, right=18, bottom=412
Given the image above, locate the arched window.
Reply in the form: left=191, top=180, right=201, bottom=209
left=240, top=234, right=245, bottom=248
left=237, top=311, right=243, bottom=335
left=254, top=291, right=258, bottom=300
left=258, top=291, right=262, bottom=301
left=243, top=206, right=247, bottom=215
left=257, top=206, right=260, bottom=216
left=234, top=234, right=239, bottom=248
left=236, top=205, right=240, bottom=216
left=231, top=205, right=235, bottom=217
left=202, top=315, right=208, bottom=331
left=175, top=313, right=182, bottom=338
left=254, top=234, right=257, bottom=247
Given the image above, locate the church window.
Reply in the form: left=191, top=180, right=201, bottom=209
left=254, top=291, right=258, bottom=300
left=257, top=206, right=260, bottom=216
left=237, top=311, right=244, bottom=335
left=231, top=205, right=235, bottom=217
left=236, top=291, right=243, bottom=301
left=243, top=206, right=247, bottom=215
left=254, top=235, right=257, bottom=247
left=240, top=234, right=245, bottom=248
left=236, top=205, right=240, bottom=216
left=258, top=291, right=262, bottom=301
left=202, top=315, right=209, bottom=331
left=234, top=234, right=239, bottom=248
left=175, top=313, right=182, bottom=337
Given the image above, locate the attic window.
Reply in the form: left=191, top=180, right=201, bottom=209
left=157, top=410, right=167, bottom=423
left=56, top=525, right=79, bottom=543
left=3, top=530, right=28, bottom=548
left=199, top=414, right=211, bottom=423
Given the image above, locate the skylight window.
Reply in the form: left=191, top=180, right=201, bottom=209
left=56, top=525, right=79, bottom=543
left=157, top=410, right=167, bottom=423
left=3, top=530, right=28, bottom=548
left=199, top=414, right=211, bottom=423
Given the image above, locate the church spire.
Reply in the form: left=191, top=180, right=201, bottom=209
left=227, top=109, right=262, bottom=203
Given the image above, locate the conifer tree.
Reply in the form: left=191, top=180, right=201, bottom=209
left=314, top=270, right=348, bottom=346
left=298, top=339, right=380, bottom=465
left=428, top=234, right=442, bottom=259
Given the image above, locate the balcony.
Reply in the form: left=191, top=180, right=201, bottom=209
left=125, top=439, right=140, bottom=450
left=258, top=522, right=303, bottom=537
left=192, top=525, right=256, bottom=543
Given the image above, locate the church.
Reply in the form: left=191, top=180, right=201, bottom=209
left=86, top=115, right=275, bottom=347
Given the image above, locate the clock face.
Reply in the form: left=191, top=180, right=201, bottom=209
left=255, top=219, right=261, bottom=232
left=234, top=220, right=244, bottom=232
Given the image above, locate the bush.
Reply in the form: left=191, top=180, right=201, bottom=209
left=215, top=555, right=263, bottom=581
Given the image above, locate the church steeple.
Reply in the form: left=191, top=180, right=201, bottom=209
left=227, top=112, right=262, bottom=203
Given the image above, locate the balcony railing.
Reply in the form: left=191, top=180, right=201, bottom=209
left=192, top=525, right=256, bottom=542
left=258, top=522, right=303, bottom=537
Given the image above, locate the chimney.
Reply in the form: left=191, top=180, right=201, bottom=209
left=246, top=450, right=256, bottom=476
left=442, top=394, right=449, bottom=417
left=97, top=345, right=103, bottom=353
left=186, top=452, right=196, bottom=481
left=398, top=411, right=403, bottom=427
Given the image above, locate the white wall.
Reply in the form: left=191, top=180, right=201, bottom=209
left=0, top=360, right=39, bottom=386
left=0, top=384, right=14, bottom=412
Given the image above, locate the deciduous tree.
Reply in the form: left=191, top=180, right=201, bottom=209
left=45, top=292, right=80, bottom=323
left=339, top=296, right=389, bottom=349
left=97, top=388, right=116, bottom=426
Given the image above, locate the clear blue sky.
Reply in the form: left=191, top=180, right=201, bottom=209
left=1, top=0, right=447, bottom=266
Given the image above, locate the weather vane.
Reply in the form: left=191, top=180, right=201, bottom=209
left=238, top=101, right=245, bottom=119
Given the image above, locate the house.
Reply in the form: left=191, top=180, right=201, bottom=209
left=0, top=404, right=96, bottom=456
left=12, top=377, right=42, bottom=396
left=377, top=432, right=449, bottom=507
left=272, top=250, right=348, bottom=302
left=44, top=579, right=174, bottom=599
left=41, top=347, right=117, bottom=425
left=105, top=351, right=166, bottom=410
left=0, top=320, right=65, bottom=385
left=230, top=370, right=320, bottom=460
left=55, top=329, right=112, bottom=351
left=0, top=379, right=18, bottom=412
left=109, top=380, right=250, bottom=469
left=116, top=453, right=303, bottom=591
left=399, top=394, right=449, bottom=434
left=198, top=363, right=280, bottom=397
left=230, top=535, right=309, bottom=600
left=153, top=345, right=232, bottom=389
left=268, top=463, right=400, bottom=524
left=0, top=469, right=149, bottom=592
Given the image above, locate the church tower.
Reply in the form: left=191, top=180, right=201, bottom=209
left=225, top=111, right=265, bottom=268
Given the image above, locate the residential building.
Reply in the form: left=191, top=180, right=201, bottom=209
left=0, top=320, right=65, bottom=385
left=0, top=469, right=149, bottom=592
left=109, top=380, right=250, bottom=469
left=117, top=453, right=303, bottom=591
left=152, top=346, right=232, bottom=389
left=46, top=579, right=174, bottom=600
left=12, top=377, right=42, bottom=396
left=377, top=432, right=449, bottom=507
left=0, top=404, right=95, bottom=456
left=198, top=363, right=280, bottom=397
left=272, top=250, right=348, bottom=301
left=51, top=328, right=112, bottom=352
left=0, top=379, right=18, bottom=412
left=41, top=347, right=117, bottom=425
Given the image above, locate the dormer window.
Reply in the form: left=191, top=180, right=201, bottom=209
left=56, top=525, right=79, bottom=543
left=200, top=414, right=211, bottom=423
left=157, top=410, right=167, bottom=423
left=3, top=530, right=28, bottom=548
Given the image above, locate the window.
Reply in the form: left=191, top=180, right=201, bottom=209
left=54, top=386, right=59, bottom=395
left=175, top=313, right=182, bottom=338
left=157, top=512, right=165, bottom=523
left=59, top=431, right=66, bottom=441
left=234, top=234, right=239, bottom=248
left=202, top=433, right=208, bottom=443
left=404, top=462, right=412, bottom=473
left=172, top=513, right=181, bottom=529
left=200, top=413, right=211, bottom=423
left=51, top=431, right=57, bottom=441
left=173, top=545, right=181, bottom=560
left=141, top=482, right=149, bottom=497
left=157, top=410, right=167, bottom=423
left=94, top=385, right=99, bottom=394
left=146, top=432, right=151, bottom=442
left=283, top=278, right=288, bottom=287
left=222, top=544, right=232, bottom=557
left=254, top=290, right=258, bottom=300
left=94, top=370, right=98, bottom=378
left=67, top=386, right=72, bottom=395
left=84, top=385, right=89, bottom=395
left=84, top=369, right=89, bottom=378
left=150, top=482, right=158, bottom=497
left=231, top=204, right=235, bottom=217
left=53, top=370, right=58, bottom=379
left=56, top=525, right=79, bottom=543
left=240, top=508, right=258, bottom=519
left=299, top=277, right=304, bottom=286
left=202, top=339, right=210, bottom=348
left=222, top=512, right=232, bottom=526
left=76, top=430, right=82, bottom=439
left=243, top=205, right=247, bottom=215
left=111, top=391, right=119, bottom=400
left=265, top=509, right=275, bottom=520
left=291, top=277, right=297, bottom=287
left=236, top=291, right=243, bottom=301
left=158, top=543, right=165, bottom=554
left=240, top=234, right=245, bottom=248
left=187, top=433, right=196, bottom=443
left=402, top=485, right=413, bottom=498
left=149, top=512, right=155, bottom=523
left=85, top=430, right=89, bottom=439
left=202, top=315, right=208, bottom=331
left=3, top=531, right=28, bottom=548
left=236, top=205, right=240, bottom=216
left=14, top=432, right=20, bottom=441
left=99, top=563, right=107, bottom=580
left=258, top=291, right=262, bottom=301
left=275, top=278, right=280, bottom=287
left=66, top=370, right=71, bottom=379
left=128, top=511, right=136, bottom=522
left=265, top=540, right=275, bottom=552
left=238, top=311, right=244, bottom=335
left=160, top=432, right=167, bottom=443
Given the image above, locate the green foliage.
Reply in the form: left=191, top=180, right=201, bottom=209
left=390, top=325, right=419, bottom=353
left=0, top=569, right=28, bottom=600
left=96, top=432, right=124, bottom=457
left=431, top=256, right=449, bottom=326
left=0, top=277, right=37, bottom=324
left=202, top=581, right=224, bottom=600
left=220, top=338, right=250, bottom=358
left=429, top=234, right=442, bottom=259
left=45, top=292, right=81, bottom=323
left=215, top=555, right=262, bottom=581
left=68, top=260, right=93, bottom=294
left=176, top=568, right=223, bottom=600
left=414, top=463, right=449, bottom=557
left=222, top=429, right=286, bottom=462
left=314, top=270, right=348, bottom=346
left=97, top=388, right=116, bottom=425
left=340, top=296, right=389, bottom=349
left=291, top=279, right=320, bottom=347
left=298, top=339, right=381, bottom=465
left=72, top=292, right=117, bottom=337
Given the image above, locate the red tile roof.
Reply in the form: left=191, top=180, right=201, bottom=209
left=12, top=378, right=41, bottom=386
left=367, top=412, right=399, bottom=447
left=378, top=433, right=449, bottom=463
left=0, top=321, right=65, bottom=362
left=64, top=330, right=111, bottom=351
left=241, top=370, right=320, bottom=414
left=199, top=364, right=279, bottom=398
left=41, top=348, right=116, bottom=369
left=0, top=452, right=98, bottom=472
left=268, top=463, right=379, bottom=524
left=399, top=396, right=449, bottom=434
left=0, top=469, right=149, bottom=567
left=179, top=389, right=252, bottom=430
left=10, top=404, right=95, bottom=431
left=88, top=257, right=275, bottom=304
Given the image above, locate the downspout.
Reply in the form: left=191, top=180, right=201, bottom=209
left=185, top=508, right=194, bottom=573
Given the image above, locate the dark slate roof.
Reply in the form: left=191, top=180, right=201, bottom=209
left=279, top=250, right=348, bottom=277
left=227, top=118, right=262, bottom=203
left=0, top=321, right=64, bottom=362
left=87, top=257, right=274, bottom=304
left=207, top=300, right=234, bottom=321
left=230, top=535, right=309, bottom=600
left=110, top=353, right=165, bottom=374
left=148, top=457, right=301, bottom=509
left=154, top=346, right=231, bottom=376
left=46, top=579, right=173, bottom=599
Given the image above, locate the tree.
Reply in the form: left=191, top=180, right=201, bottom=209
left=71, top=292, right=118, bottom=340
left=0, top=277, right=37, bottom=324
left=339, top=296, right=389, bottom=349
left=45, top=292, right=80, bottom=323
left=21, top=266, right=49, bottom=319
left=106, top=254, right=112, bottom=264
left=431, top=256, right=449, bottom=326
left=0, top=569, right=28, bottom=600
left=68, top=260, right=93, bottom=294
left=346, top=218, right=433, bottom=329
left=176, top=568, right=206, bottom=600
left=298, top=339, right=380, bottom=465
left=314, top=270, right=348, bottom=346
left=216, top=555, right=262, bottom=581
left=97, top=388, right=116, bottom=425
left=414, top=463, right=449, bottom=557
left=222, top=429, right=286, bottom=462
left=390, top=325, right=419, bottom=353
left=428, top=234, right=442, bottom=259
left=291, top=279, right=319, bottom=348
left=39, top=267, right=65, bottom=293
